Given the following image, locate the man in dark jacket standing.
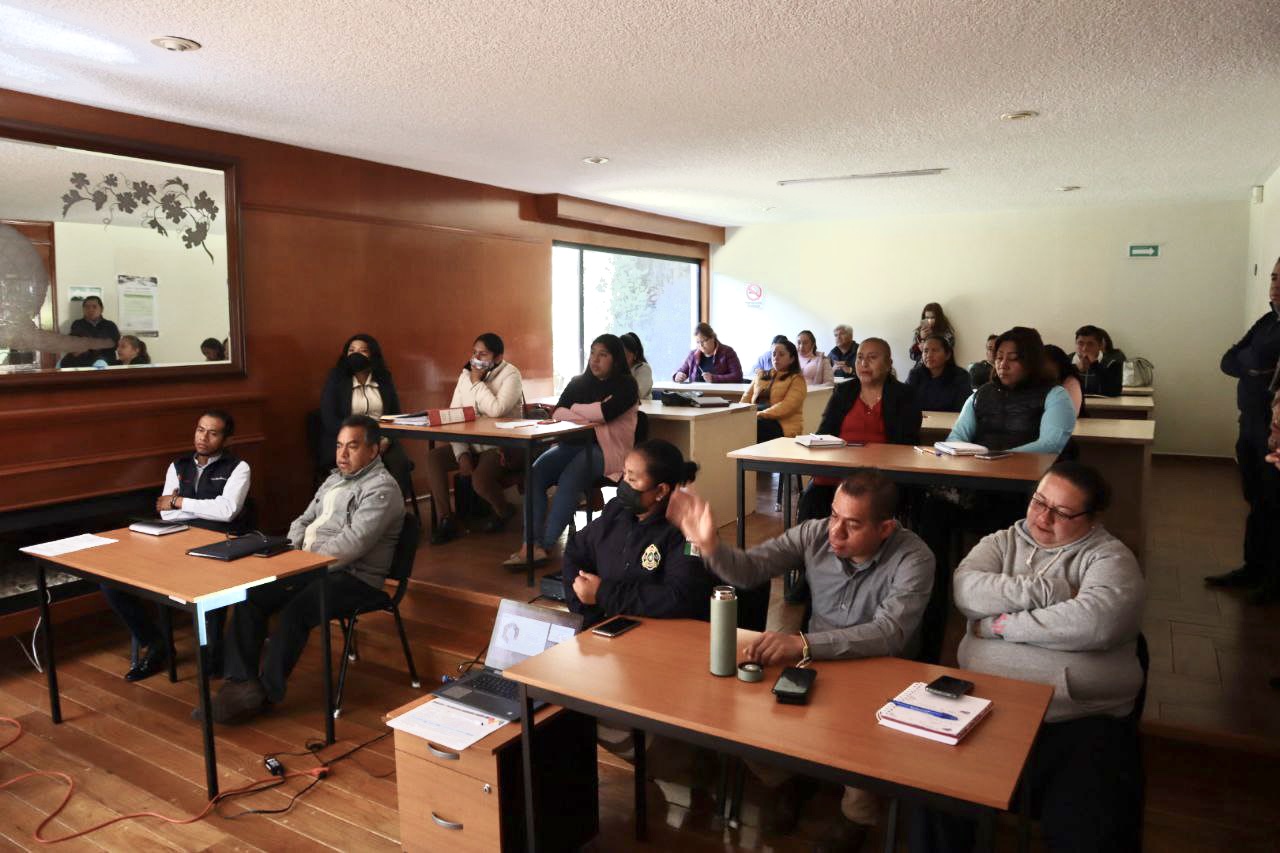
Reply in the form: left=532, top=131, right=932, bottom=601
left=1208, top=257, right=1280, bottom=604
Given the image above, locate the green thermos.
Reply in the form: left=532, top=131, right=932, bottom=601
left=709, top=586, right=737, bottom=676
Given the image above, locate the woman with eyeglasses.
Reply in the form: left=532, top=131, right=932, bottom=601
left=915, top=462, right=1145, bottom=853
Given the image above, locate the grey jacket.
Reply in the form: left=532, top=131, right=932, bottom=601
left=954, top=521, right=1145, bottom=722
left=706, top=520, right=935, bottom=660
left=288, top=457, right=404, bottom=589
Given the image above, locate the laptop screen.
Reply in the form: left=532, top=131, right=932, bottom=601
left=484, top=599, right=583, bottom=673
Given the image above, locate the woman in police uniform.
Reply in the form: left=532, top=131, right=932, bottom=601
left=561, top=439, right=714, bottom=627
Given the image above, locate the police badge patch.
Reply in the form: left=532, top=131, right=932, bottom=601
left=641, top=543, right=661, bottom=571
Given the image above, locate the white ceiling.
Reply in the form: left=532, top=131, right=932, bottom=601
left=2, top=0, right=1279, bottom=226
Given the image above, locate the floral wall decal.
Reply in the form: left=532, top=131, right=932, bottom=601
left=61, top=172, right=221, bottom=262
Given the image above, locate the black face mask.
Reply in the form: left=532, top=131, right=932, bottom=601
left=346, top=352, right=371, bottom=373
left=615, top=480, right=654, bottom=516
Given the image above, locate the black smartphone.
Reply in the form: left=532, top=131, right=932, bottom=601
left=925, top=675, right=975, bottom=699
left=591, top=616, right=641, bottom=638
left=974, top=451, right=1012, bottom=461
left=772, top=666, right=817, bottom=705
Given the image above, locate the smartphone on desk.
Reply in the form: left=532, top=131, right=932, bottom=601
left=772, top=666, right=817, bottom=705
left=254, top=543, right=293, bottom=558
left=925, top=675, right=975, bottom=699
left=592, top=616, right=641, bottom=638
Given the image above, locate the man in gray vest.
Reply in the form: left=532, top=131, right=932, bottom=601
left=209, top=415, right=404, bottom=724
left=105, top=409, right=250, bottom=681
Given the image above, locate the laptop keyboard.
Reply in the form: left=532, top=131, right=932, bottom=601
left=470, top=672, right=518, bottom=700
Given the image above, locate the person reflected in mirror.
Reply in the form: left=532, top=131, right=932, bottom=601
left=200, top=337, right=226, bottom=361
left=116, top=334, right=151, bottom=366
left=60, top=296, right=120, bottom=367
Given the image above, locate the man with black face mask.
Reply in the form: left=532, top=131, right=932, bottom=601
left=560, top=439, right=714, bottom=627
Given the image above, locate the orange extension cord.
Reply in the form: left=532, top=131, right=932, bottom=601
left=0, top=716, right=328, bottom=843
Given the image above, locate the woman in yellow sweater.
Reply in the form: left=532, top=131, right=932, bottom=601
left=741, top=338, right=807, bottom=441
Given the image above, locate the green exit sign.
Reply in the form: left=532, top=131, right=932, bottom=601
left=1128, top=244, right=1160, bottom=258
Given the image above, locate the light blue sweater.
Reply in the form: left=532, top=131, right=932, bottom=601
left=947, top=384, right=1076, bottom=455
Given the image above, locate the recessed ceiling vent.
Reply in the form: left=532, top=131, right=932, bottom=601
left=777, top=168, right=948, bottom=187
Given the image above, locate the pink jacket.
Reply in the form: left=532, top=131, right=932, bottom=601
left=553, top=402, right=639, bottom=481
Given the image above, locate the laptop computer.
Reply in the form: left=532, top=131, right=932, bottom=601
left=432, top=599, right=583, bottom=720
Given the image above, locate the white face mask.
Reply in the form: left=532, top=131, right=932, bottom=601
left=471, top=358, right=493, bottom=371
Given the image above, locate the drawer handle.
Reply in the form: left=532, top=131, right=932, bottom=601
left=430, top=812, right=464, bottom=831
left=426, top=742, right=459, bottom=761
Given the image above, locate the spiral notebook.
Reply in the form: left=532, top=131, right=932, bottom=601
left=875, top=682, right=992, bottom=746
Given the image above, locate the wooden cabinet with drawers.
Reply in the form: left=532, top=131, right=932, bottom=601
left=388, top=696, right=598, bottom=851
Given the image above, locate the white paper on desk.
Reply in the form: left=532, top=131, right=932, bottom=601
left=20, top=533, right=118, bottom=557
left=494, top=419, right=538, bottom=429
left=387, top=697, right=509, bottom=751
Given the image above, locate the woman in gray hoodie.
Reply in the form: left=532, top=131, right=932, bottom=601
left=914, top=461, right=1146, bottom=853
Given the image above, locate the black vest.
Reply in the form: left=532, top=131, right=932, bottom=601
left=173, top=453, right=243, bottom=532
left=971, top=383, right=1051, bottom=451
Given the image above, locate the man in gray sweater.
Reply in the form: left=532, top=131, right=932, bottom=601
left=209, top=415, right=404, bottom=724
left=670, top=468, right=934, bottom=852
left=913, top=461, right=1146, bottom=853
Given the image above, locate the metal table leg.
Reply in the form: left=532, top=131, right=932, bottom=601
left=37, top=563, right=61, bottom=724
left=633, top=728, right=648, bottom=842
left=520, top=684, right=538, bottom=852
left=524, top=442, right=536, bottom=587
left=320, top=569, right=335, bottom=744
left=193, top=608, right=219, bottom=799
left=736, top=461, right=746, bottom=548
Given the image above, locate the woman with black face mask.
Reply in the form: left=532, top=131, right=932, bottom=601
left=318, top=334, right=402, bottom=472
left=560, top=439, right=715, bottom=627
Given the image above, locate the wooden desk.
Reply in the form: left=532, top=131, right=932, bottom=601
left=652, top=380, right=836, bottom=434
left=383, top=417, right=595, bottom=585
left=641, top=401, right=756, bottom=523
left=1121, top=385, right=1153, bottom=397
left=386, top=695, right=597, bottom=852
left=507, top=618, right=1052, bottom=851
left=30, top=527, right=335, bottom=798
left=1082, top=395, right=1154, bottom=419
left=920, top=412, right=1154, bottom=556
left=728, top=438, right=1057, bottom=548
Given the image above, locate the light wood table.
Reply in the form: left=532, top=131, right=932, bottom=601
left=921, top=411, right=1154, bottom=556
left=385, top=694, right=597, bottom=851
left=1121, top=385, right=1153, bottom=397
left=1083, top=395, right=1154, bottom=419
left=652, top=380, right=835, bottom=434
left=728, top=438, right=1057, bottom=547
left=383, top=417, right=595, bottom=585
left=640, top=401, right=756, bottom=523
left=30, top=527, right=335, bottom=798
left=506, top=618, right=1053, bottom=852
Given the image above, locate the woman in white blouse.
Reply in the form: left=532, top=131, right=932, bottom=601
left=796, top=329, right=835, bottom=385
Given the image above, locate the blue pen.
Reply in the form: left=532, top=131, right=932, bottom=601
left=889, top=699, right=958, bottom=721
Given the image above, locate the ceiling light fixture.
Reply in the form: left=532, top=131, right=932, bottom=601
left=1001, top=110, right=1040, bottom=121
left=151, top=36, right=201, bottom=52
left=582, top=156, right=609, bottom=165
left=777, top=168, right=947, bottom=187
left=1055, top=185, right=1082, bottom=192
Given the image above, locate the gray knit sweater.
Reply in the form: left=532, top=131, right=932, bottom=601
left=953, top=521, right=1145, bottom=723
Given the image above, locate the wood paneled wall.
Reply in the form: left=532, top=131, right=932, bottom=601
left=0, top=88, right=719, bottom=528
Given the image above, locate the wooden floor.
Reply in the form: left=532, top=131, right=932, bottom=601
left=0, top=456, right=1277, bottom=850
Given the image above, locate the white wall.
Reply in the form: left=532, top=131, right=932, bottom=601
left=54, top=222, right=229, bottom=364
left=712, top=200, right=1250, bottom=457
left=1245, top=162, right=1280, bottom=329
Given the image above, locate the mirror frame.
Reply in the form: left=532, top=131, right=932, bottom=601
left=0, top=116, right=246, bottom=387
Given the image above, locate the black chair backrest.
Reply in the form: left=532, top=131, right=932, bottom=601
left=305, top=409, right=325, bottom=473
left=379, top=441, right=418, bottom=507
left=387, top=512, right=421, bottom=594
left=1127, top=632, right=1150, bottom=726
left=635, top=409, right=649, bottom=444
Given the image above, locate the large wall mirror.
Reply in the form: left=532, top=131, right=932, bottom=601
left=0, top=120, right=243, bottom=385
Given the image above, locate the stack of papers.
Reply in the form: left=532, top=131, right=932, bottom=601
left=795, top=434, right=847, bottom=448
left=21, top=533, right=118, bottom=558
left=933, top=441, right=988, bottom=456
left=387, top=697, right=509, bottom=751
left=875, top=682, right=992, bottom=745
left=494, top=420, right=539, bottom=429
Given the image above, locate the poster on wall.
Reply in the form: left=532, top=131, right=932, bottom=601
left=117, top=274, right=159, bottom=337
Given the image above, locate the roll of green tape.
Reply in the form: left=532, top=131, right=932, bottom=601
left=737, top=662, right=763, bottom=683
